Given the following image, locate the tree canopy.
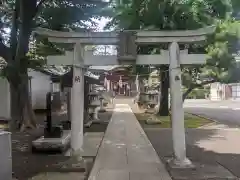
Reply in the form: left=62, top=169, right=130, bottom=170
left=0, top=0, right=240, bottom=126
left=106, top=0, right=234, bottom=30
left=0, top=0, right=110, bottom=130
left=182, top=20, right=240, bottom=100
left=107, top=0, right=240, bottom=115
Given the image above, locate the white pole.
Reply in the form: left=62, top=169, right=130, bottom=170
left=169, top=42, right=192, bottom=167
left=70, top=44, right=84, bottom=156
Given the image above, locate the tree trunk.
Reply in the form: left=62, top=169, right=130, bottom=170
left=18, top=77, right=37, bottom=131
left=9, top=76, right=37, bottom=131
left=10, top=84, right=21, bottom=130
left=182, top=87, right=194, bottom=103
left=0, top=0, right=38, bottom=131
left=9, top=0, right=38, bottom=131
left=182, top=79, right=217, bottom=103
left=159, top=65, right=169, bottom=116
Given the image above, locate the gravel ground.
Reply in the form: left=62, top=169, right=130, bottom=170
left=11, top=106, right=113, bottom=180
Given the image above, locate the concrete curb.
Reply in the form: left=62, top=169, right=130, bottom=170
left=185, top=112, right=218, bottom=129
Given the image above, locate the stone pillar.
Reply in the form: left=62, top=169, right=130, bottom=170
left=107, top=80, right=110, bottom=91
left=70, top=44, right=84, bottom=156
left=169, top=42, right=192, bottom=167
left=99, top=96, right=106, bottom=112
left=0, top=131, right=12, bottom=180
left=223, top=84, right=226, bottom=100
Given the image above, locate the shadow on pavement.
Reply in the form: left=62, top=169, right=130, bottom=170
left=124, top=97, right=240, bottom=179
left=145, top=128, right=240, bottom=178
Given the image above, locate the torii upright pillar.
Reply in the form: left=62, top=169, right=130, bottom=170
left=169, top=42, right=192, bottom=167
left=70, top=43, right=85, bottom=156
left=34, top=26, right=215, bottom=166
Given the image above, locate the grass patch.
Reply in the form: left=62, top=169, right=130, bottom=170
left=135, top=112, right=212, bottom=128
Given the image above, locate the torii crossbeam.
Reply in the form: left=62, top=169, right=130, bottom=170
left=34, top=26, right=215, bottom=168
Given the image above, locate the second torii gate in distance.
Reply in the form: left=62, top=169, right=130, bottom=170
left=34, top=26, right=215, bottom=167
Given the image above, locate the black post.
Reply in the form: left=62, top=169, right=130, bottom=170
left=46, top=92, right=52, bottom=133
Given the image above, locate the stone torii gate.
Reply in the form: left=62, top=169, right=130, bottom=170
left=34, top=26, right=215, bottom=167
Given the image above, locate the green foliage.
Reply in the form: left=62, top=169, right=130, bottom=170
left=34, top=0, right=111, bottom=59
left=105, top=0, right=144, bottom=30
left=231, top=0, right=240, bottom=18
left=182, top=20, right=240, bottom=89
left=135, top=65, right=151, bottom=78
left=107, top=0, right=237, bottom=80
left=107, top=0, right=240, bottom=103
left=37, top=0, right=110, bottom=30
left=0, top=0, right=110, bottom=73
left=107, top=0, right=233, bottom=31
left=0, top=0, right=111, bottom=128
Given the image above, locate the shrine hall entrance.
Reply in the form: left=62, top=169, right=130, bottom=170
left=117, top=83, right=130, bottom=96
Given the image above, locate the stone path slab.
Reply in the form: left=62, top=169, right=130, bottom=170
left=88, top=104, right=172, bottom=180
left=29, top=172, right=85, bottom=180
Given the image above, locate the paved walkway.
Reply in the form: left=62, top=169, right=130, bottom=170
left=88, top=103, right=172, bottom=180
left=184, top=99, right=240, bottom=110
